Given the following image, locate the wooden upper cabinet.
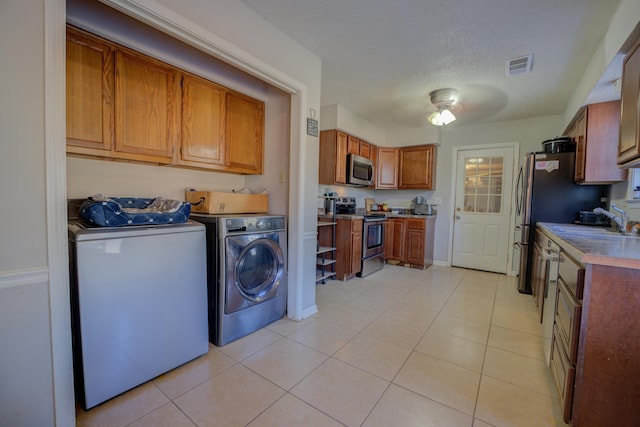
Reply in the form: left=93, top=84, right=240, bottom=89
left=66, top=27, right=114, bottom=151
left=347, top=135, right=360, bottom=154
left=225, top=91, right=264, bottom=174
left=319, top=130, right=348, bottom=185
left=66, top=25, right=265, bottom=174
left=399, top=144, right=436, bottom=190
left=179, top=73, right=226, bottom=167
left=571, top=101, right=626, bottom=184
left=114, top=50, right=179, bottom=162
left=359, top=141, right=372, bottom=159
left=619, top=38, right=640, bottom=168
left=376, top=147, right=399, bottom=189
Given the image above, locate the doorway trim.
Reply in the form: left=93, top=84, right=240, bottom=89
left=447, top=142, right=521, bottom=275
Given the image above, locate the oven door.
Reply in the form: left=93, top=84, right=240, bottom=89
left=362, top=219, right=385, bottom=258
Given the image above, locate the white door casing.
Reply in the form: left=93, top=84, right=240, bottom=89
left=451, top=145, right=517, bottom=273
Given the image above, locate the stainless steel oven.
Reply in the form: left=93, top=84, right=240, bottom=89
left=358, top=216, right=385, bottom=277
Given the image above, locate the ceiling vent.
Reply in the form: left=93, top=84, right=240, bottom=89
left=506, top=54, right=533, bottom=77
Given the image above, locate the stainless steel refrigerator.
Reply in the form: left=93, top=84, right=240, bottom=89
left=515, top=151, right=608, bottom=293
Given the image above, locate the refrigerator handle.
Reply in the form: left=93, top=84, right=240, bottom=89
left=515, top=166, right=523, bottom=216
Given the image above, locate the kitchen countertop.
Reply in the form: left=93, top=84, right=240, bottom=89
left=319, top=213, right=437, bottom=220
left=538, top=222, right=640, bottom=270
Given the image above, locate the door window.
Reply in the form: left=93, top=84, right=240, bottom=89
left=463, top=156, right=503, bottom=213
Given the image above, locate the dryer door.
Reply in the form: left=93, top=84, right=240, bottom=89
left=225, top=233, right=285, bottom=313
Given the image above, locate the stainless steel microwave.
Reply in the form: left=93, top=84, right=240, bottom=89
left=347, top=153, right=374, bottom=186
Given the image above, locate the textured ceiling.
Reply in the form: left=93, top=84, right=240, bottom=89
left=242, top=0, right=622, bottom=129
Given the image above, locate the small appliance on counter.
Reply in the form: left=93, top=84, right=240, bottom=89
left=335, top=197, right=356, bottom=214
left=576, top=210, right=610, bottom=226
left=411, top=196, right=434, bottom=215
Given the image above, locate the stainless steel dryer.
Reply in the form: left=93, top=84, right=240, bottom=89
left=191, top=214, right=287, bottom=346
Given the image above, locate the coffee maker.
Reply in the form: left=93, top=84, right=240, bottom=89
left=411, top=196, right=433, bottom=215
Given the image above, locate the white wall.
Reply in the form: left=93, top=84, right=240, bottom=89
left=0, top=0, right=56, bottom=425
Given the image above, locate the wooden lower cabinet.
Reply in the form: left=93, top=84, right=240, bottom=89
left=543, top=234, right=640, bottom=426
left=335, top=218, right=363, bottom=280
left=570, top=264, right=640, bottom=426
left=385, top=216, right=435, bottom=269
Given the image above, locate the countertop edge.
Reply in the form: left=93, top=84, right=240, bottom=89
left=538, top=223, right=640, bottom=270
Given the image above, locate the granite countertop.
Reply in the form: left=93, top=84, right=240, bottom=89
left=319, top=213, right=436, bottom=220
left=538, top=222, right=640, bottom=270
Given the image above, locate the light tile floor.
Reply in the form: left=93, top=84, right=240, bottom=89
left=75, top=265, right=569, bottom=427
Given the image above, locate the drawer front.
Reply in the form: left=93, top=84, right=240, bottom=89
left=555, top=278, right=582, bottom=364
left=558, top=251, right=584, bottom=299
left=406, top=218, right=425, bottom=230
left=550, top=325, right=576, bottom=424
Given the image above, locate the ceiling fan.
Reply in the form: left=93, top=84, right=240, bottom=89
left=427, top=88, right=461, bottom=126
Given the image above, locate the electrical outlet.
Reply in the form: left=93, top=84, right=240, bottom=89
left=433, top=196, right=442, bottom=204
left=279, top=170, right=285, bottom=183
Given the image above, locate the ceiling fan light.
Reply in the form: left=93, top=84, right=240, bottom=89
left=439, top=108, right=456, bottom=125
left=428, top=108, right=456, bottom=126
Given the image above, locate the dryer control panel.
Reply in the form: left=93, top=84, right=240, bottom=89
left=223, top=215, right=286, bottom=234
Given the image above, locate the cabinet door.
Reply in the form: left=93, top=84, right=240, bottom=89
left=318, top=130, right=347, bottom=185
left=335, top=132, right=348, bottom=184
left=115, top=50, right=179, bottom=162
left=347, top=135, right=360, bottom=154
left=405, top=225, right=425, bottom=265
left=573, top=111, right=587, bottom=182
left=225, top=91, right=264, bottom=174
left=351, top=220, right=363, bottom=274
left=575, top=101, right=626, bottom=183
left=387, top=218, right=406, bottom=261
left=619, top=39, right=640, bottom=167
left=359, top=141, right=371, bottom=159
left=376, top=147, right=399, bottom=189
left=531, top=240, right=546, bottom=322
left=399, top=145, right=436, bottom=189
left=180, top=74, right=226, bottom=167
left=66, top=27, right=114, bottom=151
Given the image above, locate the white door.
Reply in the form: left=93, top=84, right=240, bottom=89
left=451, top=146, right=515, bottom=273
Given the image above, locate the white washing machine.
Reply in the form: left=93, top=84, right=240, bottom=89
left=191, top=214, right=287, bottom=346
left=68, top=219, right=209, bottom=409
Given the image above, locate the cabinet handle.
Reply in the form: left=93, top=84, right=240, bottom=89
left=542, top=248, right=559, bottom=262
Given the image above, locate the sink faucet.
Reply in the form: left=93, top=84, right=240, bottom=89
left=593, top=203, right=629, bottom=234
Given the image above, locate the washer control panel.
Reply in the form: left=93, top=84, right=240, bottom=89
left=223, top=215, right=286, bottom=234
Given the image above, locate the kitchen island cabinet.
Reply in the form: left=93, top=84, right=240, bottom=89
left=537, top=223, right=640, bottom=426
